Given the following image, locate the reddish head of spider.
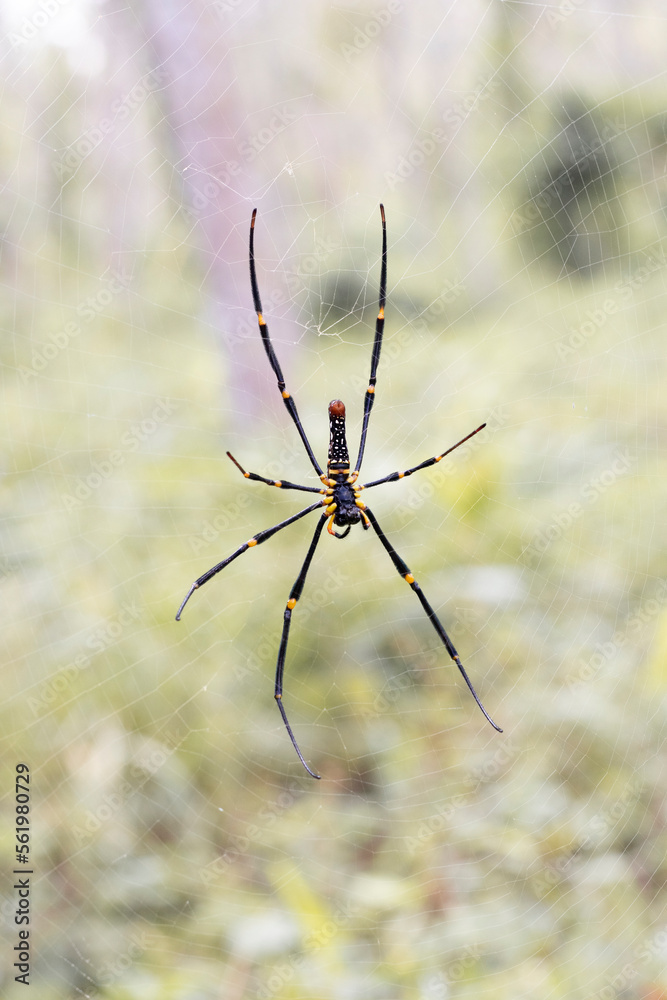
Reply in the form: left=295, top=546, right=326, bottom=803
left=327, top=399, right=349, bottom=473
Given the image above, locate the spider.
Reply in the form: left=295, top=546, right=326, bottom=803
left=176, top=205, right=502, bottom=778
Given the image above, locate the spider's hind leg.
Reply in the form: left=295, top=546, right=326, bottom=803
left=249, top=210, right=323, bottom=477
left=175, top=500, right=323, bottom=620
left=363, top=505, right=502, bottom=732
left=273, top=513, right=329, bottom=778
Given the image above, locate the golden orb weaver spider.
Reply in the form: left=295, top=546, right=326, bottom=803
left=176, top=205, right=502, bottom=778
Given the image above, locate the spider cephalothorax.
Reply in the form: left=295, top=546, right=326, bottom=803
left=329, top=480, right=363, bottom=536
left=176, top=205, right=501, bottom=779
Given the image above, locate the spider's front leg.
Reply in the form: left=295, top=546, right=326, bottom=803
left=354, top=204, right=387, bottom=477
left=250, top=210, right=323, bottom=477
left=360, top=423, right=487, bottom=491
left=226, top=451, right=325, bottom=495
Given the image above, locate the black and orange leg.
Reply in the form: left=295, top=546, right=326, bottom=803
left=175, top=500, right=323, bottom=620
left=226, top=451, right=325, bottom=495
left=250, top=210, right=324, bottom=477
left=274, top=513, right=328, bottom=778
left=361, top=423, right=487, bottom=490
left=363, top=506, right=502, bottom=732
left=353, top=204, right=387, bottom=477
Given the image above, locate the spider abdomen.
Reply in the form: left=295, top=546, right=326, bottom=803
left=328, top=399, right=350, bottom=475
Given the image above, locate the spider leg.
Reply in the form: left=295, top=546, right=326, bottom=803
left=250, top=210, right=324, bottom=477
left=361, top=423, right=486, bottom=490
left=175, top=500, right=323, bottom=620
left=363, top=505, right=502, bottom=732
left=353, top=204, right=387, bottom=477
left=227, top=451, right=325, bottom=495
left=274, top=513, right=328, bottom=779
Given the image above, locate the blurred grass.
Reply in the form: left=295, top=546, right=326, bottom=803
left=4, top=217, right=667, bottom=997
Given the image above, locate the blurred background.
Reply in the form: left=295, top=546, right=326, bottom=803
left=2, top=0, right=667, bottom=996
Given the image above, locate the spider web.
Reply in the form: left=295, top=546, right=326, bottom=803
left=2, top=1, right=667, bottom=997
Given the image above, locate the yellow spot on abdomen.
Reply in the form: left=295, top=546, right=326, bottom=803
left=247, top=538, right=258, bottom=547
left=378, top=307, right=384, bottom=320
left=405, top=573, right=415, bottom=584
left=282, top=390, right=290, bottom=399
left=367, top=385, right=375, bottom=394
left=287, top=598, right=297, bottom=610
